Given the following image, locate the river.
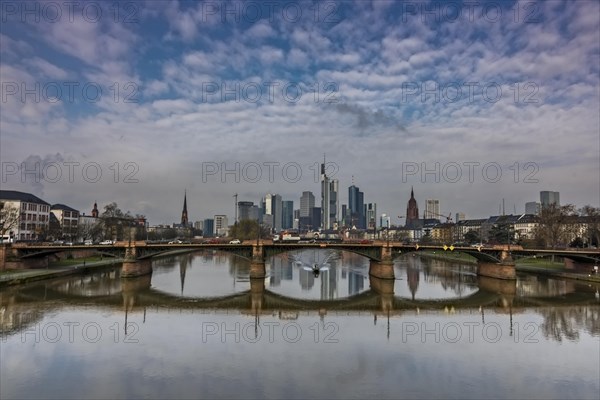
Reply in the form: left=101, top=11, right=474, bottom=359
left=1, top=250, right=599, bottom=399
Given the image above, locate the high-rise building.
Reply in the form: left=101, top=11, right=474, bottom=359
left=300, top=191, right=315, bottom=218
left=203, top=218, right=214, bottom=237
left=237, top=201, right=255, bottom=221
left=341, top=204, right=348, bottom=227
left=380, top=213, right=391, bottom=229
left=424, top=199, right=440, bottom=219
left=321, top=163, right=337, bottom=229
left=348, top=185, right=365, bottom=229
left=264, top=193, right=282, bottom=231
left=405, top=187, right=420, bottom=228
left=366, top=203, right=377, bottom=230
left=455, top=212, right=466, bottom=222
left=525, top=202, right=541, bottom=215
left=238, top=201, right=260, bottom=222
left=540, top=191, right=560, bottom=208
left=214, top=215, right=228, bottom=236
left=282, top=200, right=294, bottom=229
left=310, top=207, right=321, bottom=230
left=329, top=179, right=339, bottom=228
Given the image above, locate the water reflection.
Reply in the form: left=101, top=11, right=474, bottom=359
left=1, top=252, right=598, bottom=335
left=150, top=251, right=253, bottom=297
left=268, top=250, right=369, bottom=300
left=1, top=253, right=599, bottom=399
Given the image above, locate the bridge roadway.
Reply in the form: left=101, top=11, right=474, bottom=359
left=12, top=241, right=600, bottom=263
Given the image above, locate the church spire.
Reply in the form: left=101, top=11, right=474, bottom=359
left=181, top=190, right=188, bottom=226
left=92, top=201, right=99, bottom=218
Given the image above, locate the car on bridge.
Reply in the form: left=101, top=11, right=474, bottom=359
left=229, top=239, right=241, bottom=244
left=99, top=240, right=114, bottom=245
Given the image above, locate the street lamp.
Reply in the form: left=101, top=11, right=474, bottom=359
left=387, top=219, right=391, bottom=247
left=256, top=216, right=260, bottom=246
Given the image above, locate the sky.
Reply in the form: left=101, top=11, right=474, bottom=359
left=1, top=0, right=599, bottom=225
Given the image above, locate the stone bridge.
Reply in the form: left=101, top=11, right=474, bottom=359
left=4, top=242, right=600, bottom=281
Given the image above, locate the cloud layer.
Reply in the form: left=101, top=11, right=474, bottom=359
left=1, top=1, right=599, bottom=224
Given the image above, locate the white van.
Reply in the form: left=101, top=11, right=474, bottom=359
left=0, top=235, right=14, bottom=243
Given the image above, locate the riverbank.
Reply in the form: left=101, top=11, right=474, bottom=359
left=417, top=251, right=600, bottom=283
left=0, top=258, right=123, bottom=288
left=0, top=248, right=202, bottom=288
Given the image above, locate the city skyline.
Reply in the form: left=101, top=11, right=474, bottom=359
left=1, top=1, right=598, bottom=225
left=5, top=186, right=583, bottom=233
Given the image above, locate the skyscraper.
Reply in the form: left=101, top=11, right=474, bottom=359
left=321, top=162, right=331, bottom=230
left=424, top=199, right=440, bottom=219
left=214, top=215, right=228, bottom=236
left=264, top=193, right=282, bottom=232
left=282, top=200, right=294, bottom=229
left=203, top=218, right=214, bottom=237
left=405, top=187, right=420, bottom=228
left=329, top=179, right=339, bottom=229
left=300, top=191, right=315, bottom=217
left=525, top=202, right=540, bottom=215
left=238, top=201, right=254, bottom=221
left=540, top=191, right=560, bottom=208
left=348, top=185, right=365, bottom=229
left=380, top=213, right=391, bottom=228
left=366, top=203, right=377, bottom=230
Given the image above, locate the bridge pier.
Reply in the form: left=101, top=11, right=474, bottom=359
left=369, top=261, right=395, bottom=279
left=250, top=278, right=265, bottom=313
left=477, top=261, right=516, bottom=280
left=121, top=259, right=152, bottom=278
left=121, top=274, right=152, bottom=309
left=249, top=262, right=266, bottom=278
left=369, top=276, right=395, bottom=312
left=252, top=244, right=264, bottom=262
left=477, top=275, right=516, bottom=308
left=380, top=245, right=394, bottom=265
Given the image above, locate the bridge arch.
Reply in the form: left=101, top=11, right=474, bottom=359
left=392, top=247, right=503, bottom=263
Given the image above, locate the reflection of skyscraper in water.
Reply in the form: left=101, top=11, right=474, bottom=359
left=348, top=270, right=364, bottom=296
left=282, top=258, right=293, bottom=280
left=270, top=257, right=283, bottom=286
left=299, top=268, right=315, bottom=290
left=320, top=262, right=338, bottom=300
left=406, top=265, right=420, bottom=300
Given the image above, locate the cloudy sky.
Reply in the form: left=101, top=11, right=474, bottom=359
left=1, top=0, right=599, bottom=225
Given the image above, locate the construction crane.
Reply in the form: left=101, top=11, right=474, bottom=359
left=429, top=211, right=453, bottom=223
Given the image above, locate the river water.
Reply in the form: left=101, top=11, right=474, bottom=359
left=1, top=250, right=599, bottom=399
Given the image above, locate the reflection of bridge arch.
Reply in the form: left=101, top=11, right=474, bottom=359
left=392, top=248, right=501, bottom=263
left=5, top=283, right=504, bottom=311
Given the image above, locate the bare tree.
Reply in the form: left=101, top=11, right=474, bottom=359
left=100, top=203, right=132, bottom=241
left=579, top=205, right=600, bottom=247
left=533, top=204, right=578, bottom=249
left=0, top=201, right=21, bottom=240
